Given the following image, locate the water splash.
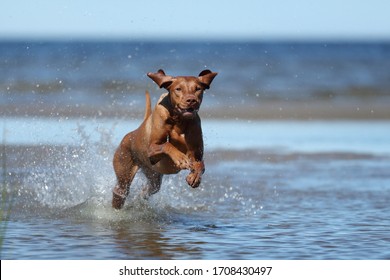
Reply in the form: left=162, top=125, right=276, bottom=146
left=20, top=125, right=115, bottom=211
left=14, top=123, right=263, bottom=222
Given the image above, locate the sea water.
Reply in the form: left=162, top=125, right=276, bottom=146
left=1, top=41, right=390, bottom=259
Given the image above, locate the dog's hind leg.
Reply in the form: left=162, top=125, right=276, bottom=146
left=112, top=148, right=139, bottom=209
left=112, top=164, right=139, bottom=209
left=140, top=168, right=163, bottom=199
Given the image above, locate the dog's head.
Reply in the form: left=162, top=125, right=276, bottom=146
left=147, top=69, right=217, bottom=119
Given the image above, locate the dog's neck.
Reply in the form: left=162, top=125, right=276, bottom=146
left=158, top=93, right=174, bottom=115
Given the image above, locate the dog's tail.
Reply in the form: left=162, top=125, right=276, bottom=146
left=143, top=91, right=152, bottom=121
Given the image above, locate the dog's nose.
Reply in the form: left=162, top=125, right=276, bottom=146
left=186, top=97, right=198, bottom=106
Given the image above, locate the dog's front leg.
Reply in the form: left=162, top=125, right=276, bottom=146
left=185, top=123, right=205, bottom=188
left=148, top=141, right=191, bottom=169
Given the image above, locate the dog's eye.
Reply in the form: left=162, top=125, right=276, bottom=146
left=175, top=87, right=181, bottom=91
left=195, top=87, right=202, bottom=91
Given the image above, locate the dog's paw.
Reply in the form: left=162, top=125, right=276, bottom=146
left=186, top=161, right=204, bottom=188
left=186, top=171, right=202, bottom=188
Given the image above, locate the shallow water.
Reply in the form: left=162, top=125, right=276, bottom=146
left=1, top=119, right=390, bottom=259
left=3, top=118, right=390, bottom=153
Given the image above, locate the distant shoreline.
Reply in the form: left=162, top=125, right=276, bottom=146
left=1, top=100, right=389, bottom=120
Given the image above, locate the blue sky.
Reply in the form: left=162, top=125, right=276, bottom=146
left=1, top=0, right=389, bottom=40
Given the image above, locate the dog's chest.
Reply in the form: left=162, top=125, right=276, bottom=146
left=168, top=127, right=187, bottom=148
left=169, top=129, right=185, bottom=141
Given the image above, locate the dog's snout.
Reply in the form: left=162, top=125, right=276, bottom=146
left=186, top=96, right=197, bottom=106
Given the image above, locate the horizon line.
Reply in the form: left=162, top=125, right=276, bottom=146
left=1, top=35, right=390, bottom=43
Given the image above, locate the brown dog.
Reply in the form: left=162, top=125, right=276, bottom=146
left=112, top=69, right=217, bottom=209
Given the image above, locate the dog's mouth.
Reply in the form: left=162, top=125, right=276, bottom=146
left=176, top=106, right=199, bottom=118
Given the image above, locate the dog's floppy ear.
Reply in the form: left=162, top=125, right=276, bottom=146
left=198, top=70, right=218, bottom=89
left=147, top=69, right=174, bottom=89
